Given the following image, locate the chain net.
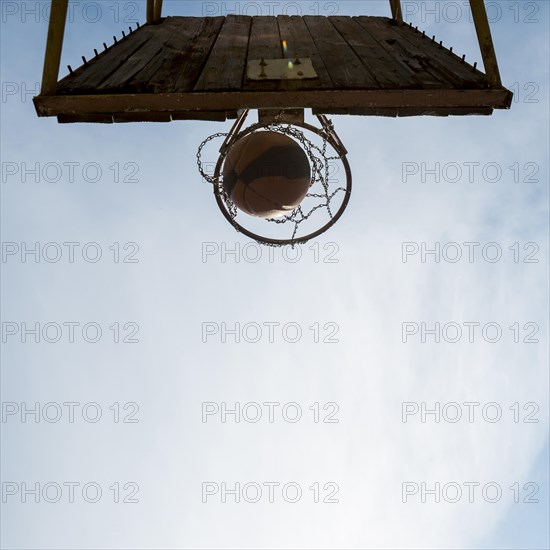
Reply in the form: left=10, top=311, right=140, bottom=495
left=197, top=114, right=347, bottom=246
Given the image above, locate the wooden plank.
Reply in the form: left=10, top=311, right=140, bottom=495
left=57, top=26, right=155, bottom=93
left=59, top=111, right=230, bottom=123
left=354, top=17, right=445, bottom=89
left=328, top=16, right=418, bottom=88
left=34, top=88, right=514, bottom=118
left=98, top=18, right=188, bottom=91
left=58, top=114, right=114, bottom=123
left=276, top=15, right=333, bottom=90
left=114, top=112, right=171, bottom=122
left=194, top=15, right=252, bottom=91
left=243, top=16, right=284, bottom=93
left=129, top=17, right=224, bottom=93
left=41, top=0, right=69, bottom=95
left=303, top=16, right=379, bottom=89
left=359, top=17, right=460, bottom=87
left=248, top=16, right=283, bottom=60
left=172, top=111, right=231, bottom=121
left=170, top=17, right=225, bottom=92
left=314, top=106, right=493, bottom=116
left=57, top=105, right=494, bottom=123
left=383, top=19, right=490, bottom=88
left=259, top=109, right=304, bottom=124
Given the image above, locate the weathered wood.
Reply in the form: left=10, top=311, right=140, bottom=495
left=315, top=106, right=494, bottom=116
left=57, top=26, right=154, bottom=93
left=41, top=0, right=69, bottom=95
left=39, top=14, right=512, bottom=122
left=328, top=16, right=417, bottom=88
left=258, top=109, right=304, bottom=124
left=35, top=88, right=513, bottom=117
left=355, top=17, right=444, bottom=89
left=244, top=16, right=284, bottom=93
left=276, top=15, right=333, bottom=90
left=124, top=17, right=223, bottom=93
left=58, top=113, right=114, bottom=123
left=194, top=15, right=252, bottom=91
left=248, top=16, right=282, bottom=59
left=114, top=112, right=171, bottom=122
left=167, top=17, right=225, bottom=93
left=172, top=111, right=231, bottom=121
left=147, top=0, right=154, bottom=24
left=382, top=18, right=489, bottom=88
left=469, top=0, right=501, bottom=86
left=303, top=16, right=378, bottom=89
left=98, top=21, right=181, bottom=91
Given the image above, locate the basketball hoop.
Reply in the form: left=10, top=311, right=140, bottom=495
left=197, top=110, right=352, bottom=247
left=34, top=1, right=512, bottom=246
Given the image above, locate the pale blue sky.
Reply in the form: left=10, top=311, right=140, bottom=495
left=1, top=1, right=549, bottom=548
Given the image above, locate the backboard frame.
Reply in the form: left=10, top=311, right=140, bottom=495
left=38, top=0, right=504, bottom=104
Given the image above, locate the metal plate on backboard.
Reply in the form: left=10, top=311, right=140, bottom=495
left=247, top=58, right=318, bottom=81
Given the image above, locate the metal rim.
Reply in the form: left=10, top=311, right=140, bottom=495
left=212, top=120, right=352, bottom=246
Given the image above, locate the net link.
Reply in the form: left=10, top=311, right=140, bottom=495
left=196, top=113, right=347, bottom=246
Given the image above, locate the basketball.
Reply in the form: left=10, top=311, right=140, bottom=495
left=222, top=131, right=311, bottom=219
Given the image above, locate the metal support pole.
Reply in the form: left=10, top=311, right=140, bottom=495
left=153, top=0, right=164, bottom=23
left=147, top=0, right=154, bottom=24
left=389, top=0, right=403, bottom=22
left=469, top=0, right=502, bottom=86
left=40, top=0, right=69, bottom=95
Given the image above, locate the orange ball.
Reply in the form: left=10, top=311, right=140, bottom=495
left=222, top=131, right=311, bottom=218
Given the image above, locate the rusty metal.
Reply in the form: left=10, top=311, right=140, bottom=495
left=469, top=0, right=502, bottom=86
left=389, top=0, right=403, bottom=22
left=40, top=0, right=69, bottom=95
left=153, top=0, right=164, bottom=23
left=247, top=58, right=317, bottom=81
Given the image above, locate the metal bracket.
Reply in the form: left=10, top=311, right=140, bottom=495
left=219, top=109, right=250, bottom=156
left=258, top=109, right=305, bottom=125
left=247, top=58, right=318, bottom=81
left=317, top=114, right=348, bottom=157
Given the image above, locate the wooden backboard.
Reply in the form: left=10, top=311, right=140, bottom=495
left=33, top=1, right=512, bottom=123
